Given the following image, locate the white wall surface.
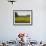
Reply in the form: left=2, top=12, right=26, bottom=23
left=0, top=0, right=46, bottom=42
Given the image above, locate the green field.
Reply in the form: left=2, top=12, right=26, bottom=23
left=15, top=16, right=31, bottom=23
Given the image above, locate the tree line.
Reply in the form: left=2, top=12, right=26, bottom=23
left=15, top=12, right=30, bottom=17
left=15, top=12, right=18, bottom=17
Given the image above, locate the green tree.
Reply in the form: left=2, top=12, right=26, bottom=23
left=15, top=12, right=18, bottom=17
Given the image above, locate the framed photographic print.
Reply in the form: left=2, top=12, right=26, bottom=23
left=13, top=10, right=32, bottom=25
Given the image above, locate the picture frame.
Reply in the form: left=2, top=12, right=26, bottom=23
left=13, top=10, right=33, bottom=26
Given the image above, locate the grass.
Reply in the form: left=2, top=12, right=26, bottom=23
left=15, top=16, right=31, bottom=23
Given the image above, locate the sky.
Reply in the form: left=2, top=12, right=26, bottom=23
left=15, top=11, right=31, bottom=16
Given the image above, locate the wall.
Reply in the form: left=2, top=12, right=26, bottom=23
left=0, top=0, right=46, bottom=42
